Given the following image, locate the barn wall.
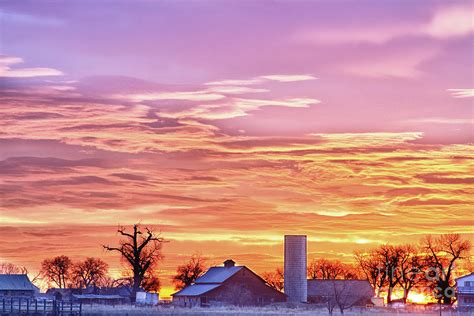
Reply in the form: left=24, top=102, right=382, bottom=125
left=205, top=268, right=286, bottom=306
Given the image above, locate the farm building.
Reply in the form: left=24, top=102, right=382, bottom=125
left=72, top=294, right=129, bottom=305
left=46, top=286, right=133, bottom=304
left=307, top=279, right=374, bottom=307
left=456, top=272, right=474, bottom=310
left=172, top=259, right=286, bottom=307
left=45, top=288, right=79, bottom=301
left=0, top=274, right=38, bottom=298
left=96, top=285, right=132, bottom=298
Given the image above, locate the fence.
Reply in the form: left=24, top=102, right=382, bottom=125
left=1, top=298, right=82, bottom=315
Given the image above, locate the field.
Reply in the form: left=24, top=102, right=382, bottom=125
left=80, top=305, right=473, bottom=316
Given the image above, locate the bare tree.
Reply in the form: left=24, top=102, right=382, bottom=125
left=262, top=267, right=284, bottom=291
left=375, top=245, right=404, bottom=304
left=308, top=258, right=346, bottom=280
left=172, top=254, right=206, bottom=290
left=71, top=257, right=109, bottom=288
left=103, top=224, right=165, bottom=301
left=103, top=271, right=161, bottom=293
left=422, top=234, right=471, bottom=305
left=40, top=256, right=73, bottom=288
left=354, top=250, right=387, bottom=297
left=341, top=263, right=364, bottom=280
left=332, top=280, right=371, bottom=315
left=398, top=244, right=425, bottom=303
left=319, top=277, right=372, bottom=315
left=141, top=271, right=161, bottom=293
left=0, top=263, right=28, bottom=274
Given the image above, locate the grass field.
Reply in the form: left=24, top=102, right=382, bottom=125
left=80, top=305, right=471, bottom=316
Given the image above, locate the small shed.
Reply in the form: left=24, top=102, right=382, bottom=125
left=45, top=288, right=78, bottom=301
left=0, top=274, right=37, bottom=298
left=72, top=294, right=129, bottom=305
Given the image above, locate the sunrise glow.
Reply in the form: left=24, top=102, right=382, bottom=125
left=0, top=0, right=473, bottom=304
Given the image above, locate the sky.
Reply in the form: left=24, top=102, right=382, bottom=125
left=0, top=0, right=473, bottom=298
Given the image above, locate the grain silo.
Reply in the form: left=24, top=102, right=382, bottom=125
left=284, top=235, right=307, bottom=303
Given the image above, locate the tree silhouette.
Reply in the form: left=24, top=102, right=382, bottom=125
left=103, top=224, right=165, bottom=301
left=422, top=233, right=471, bottom=305
left=40, top=256, right=73, bottom=288
left=375, top=245, right=404, bottom=304
left=141, top=272, right=161, bottom=293
left=0, top=263, right=28, bottom=274
left=71, top=257, right=109, bottom=288
left=172, top=254, right=206, bottom=290
left=398, top=244, right=425, bottom=303
left=308, top=258, right=346, bottom=280
left=354, top=249, right=387, bottom=297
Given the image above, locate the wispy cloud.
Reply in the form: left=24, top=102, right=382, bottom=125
left=343, top=48, right=437, bottom=78
left=234, top=97, right=320, bottom=110
left=0, top=55, right=63, bottom=78
left=123, top=90, right=225, bottom=102
left=205, top=78, right=264, bottom=86
left=403, top=117, right=474, bottom=125
left=0, top=9, right=63, bottom=26
left=205, top=74, right=317, bottom=86
left=156, top=97, right=321, bottom=120
left=424, top=5, right=474, bottom=39
left=447, top=89, right=474, bottom=98
left=295, top=4, right=474, bottom=45
left=207, top=86, right=269, bottom=94
left=259, top=74, right=317, bottom=82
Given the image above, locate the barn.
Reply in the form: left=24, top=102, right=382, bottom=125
left=172, top=259, right=286, bottom=307
left=0, top=274, right=38, bottom=298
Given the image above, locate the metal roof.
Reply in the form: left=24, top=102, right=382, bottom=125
left=0, top=274, right=37, bottom=291
left=73, top=294, right=125, bottom=299
left=455, top=272, right=474, bottom=281
left=194, top=266, right=242, bottom=284
left=172, top=284, right=221, bottom=297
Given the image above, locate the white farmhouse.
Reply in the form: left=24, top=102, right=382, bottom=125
left=456, top=272, right=474, bottom=310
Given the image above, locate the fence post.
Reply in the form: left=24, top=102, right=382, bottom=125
left=44, top=299, right=47, bottom=315
left=10, top=298, right=13, bottom=314
left=69, top=300, right=73, bottom=315
left=35, top=299, right=38, bottom=314
left=19, top=298, right=22, bottom=314
left=61, top=300, right=64, bottom=316
left=27, top=298, right=30, bottom=315
left=2, top=298, right=4, bottom=313
left=79, top=301, right=82, bottom=316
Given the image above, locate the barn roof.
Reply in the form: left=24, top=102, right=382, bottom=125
left=0, top=274, right=37, bottom=291
left=172, top=284, right=221, bottom=297
left=307, top=279, right=374, bottom=297
left=194, top=266, right=242, bottom=284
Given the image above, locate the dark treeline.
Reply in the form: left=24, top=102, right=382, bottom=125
left=2, top=224, right=471, bottom=306
left=355, top=233, right=470, bottom=305
left=262, top=233, right=471, bottom=305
